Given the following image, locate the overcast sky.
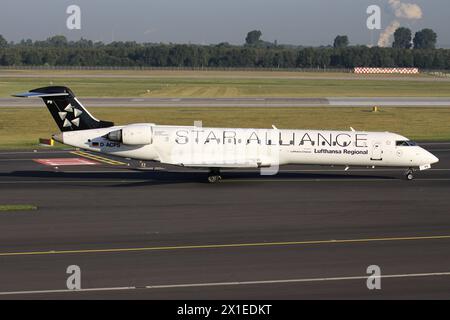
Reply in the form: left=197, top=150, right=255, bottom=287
left=1, top=0, right=449, bottom=47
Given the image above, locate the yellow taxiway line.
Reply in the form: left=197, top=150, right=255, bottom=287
left=1, top=235, right=450, bottom=257
left=71, top=150, right=126, bottom=166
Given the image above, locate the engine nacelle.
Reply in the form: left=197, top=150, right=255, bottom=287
left=107, top=125, right=153, bottom=145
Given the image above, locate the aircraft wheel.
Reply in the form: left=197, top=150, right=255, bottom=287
left=208, top=168, right=222, bottom=183
left=405, top=169, right=414, bottom=181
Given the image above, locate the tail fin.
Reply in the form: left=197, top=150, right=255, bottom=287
left=13, top=86, right=114, bottom=132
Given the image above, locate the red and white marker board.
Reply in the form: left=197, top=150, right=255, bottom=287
left=354, top=67, right=419, bottom=74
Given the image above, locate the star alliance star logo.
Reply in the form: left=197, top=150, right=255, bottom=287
left=57, top=103, right=83, bottom=128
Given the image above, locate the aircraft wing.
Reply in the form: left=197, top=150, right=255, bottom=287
left=178, top=162, right=259, bottom=169
left=158, top=151, right=270, bottom=169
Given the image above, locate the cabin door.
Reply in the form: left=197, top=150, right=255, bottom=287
left=371, top=142, right=383, bottom=161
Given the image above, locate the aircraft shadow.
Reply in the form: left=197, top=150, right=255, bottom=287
left=0, top=169, right=398, bottom=187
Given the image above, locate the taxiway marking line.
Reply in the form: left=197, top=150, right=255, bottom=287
left=1, top=235, right=449, bottom=257
left=1, top=271, right=450, bottom=296
left=71, top=151, right=126, bottom=166
left=71, top=151, right=126, bottom=165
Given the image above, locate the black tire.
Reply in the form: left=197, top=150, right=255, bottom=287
left=406, top=172, right=414, bottom=181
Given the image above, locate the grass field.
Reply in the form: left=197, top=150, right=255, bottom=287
left=1, top=70, right=449, bottom=148
left=1, top=107, right=450, bottom=149
left=1, top=74, right=450, bottom=98
left=0, top=205, right=37, bottom=212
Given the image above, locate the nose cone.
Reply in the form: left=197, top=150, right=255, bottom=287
left=426, top=151, right=439, bottom=165
left=430, top=153, right=439, bottom=164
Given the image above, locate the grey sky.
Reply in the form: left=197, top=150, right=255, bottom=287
left=1, top=0, right=449, bottom=47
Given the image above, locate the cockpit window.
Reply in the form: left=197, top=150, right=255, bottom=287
left=396, top=140, right=417, bottom=147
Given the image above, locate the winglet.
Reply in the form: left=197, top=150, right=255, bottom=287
left=350, top=127, right=355, bottom=132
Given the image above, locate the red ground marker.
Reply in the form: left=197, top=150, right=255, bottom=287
left=34, top=158, right=99, bottom=166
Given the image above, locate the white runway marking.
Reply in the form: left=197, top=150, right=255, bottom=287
left=34, top=158, right=99, bottom=166
left=0, top=271, right=449, bottom=296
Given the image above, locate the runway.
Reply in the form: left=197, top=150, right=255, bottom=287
left=0, top=143, right=450, bottom=299
left=2, top=97, right=450, bottom=108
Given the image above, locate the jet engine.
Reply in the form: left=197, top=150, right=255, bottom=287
left=107, top=125, right=153, bottom=145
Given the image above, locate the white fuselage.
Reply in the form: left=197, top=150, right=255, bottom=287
left=57, top=124, right=439, bottom=170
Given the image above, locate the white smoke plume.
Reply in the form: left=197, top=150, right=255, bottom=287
left=388, top=0, right=423, bottom=19
left=378, top=20, right=401, bottom=47
left=377, top=0, right=423, bottom=47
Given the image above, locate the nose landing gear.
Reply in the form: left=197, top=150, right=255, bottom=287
left=208, top=168, right=222, bottom=183
left=404, top=168, right=415, bottom=181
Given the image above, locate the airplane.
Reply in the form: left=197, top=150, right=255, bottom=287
left=14, top=86, right=439, bottom=183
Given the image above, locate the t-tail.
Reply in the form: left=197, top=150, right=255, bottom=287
left=13, top=86, right=114, bottom=132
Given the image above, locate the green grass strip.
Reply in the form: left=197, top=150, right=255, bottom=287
left=0, top=205, right=38, bottom=212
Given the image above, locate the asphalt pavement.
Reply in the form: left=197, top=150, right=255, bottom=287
left=0, top=143, right=449, bottom=299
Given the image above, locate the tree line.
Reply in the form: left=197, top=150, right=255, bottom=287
left=332, top=28, right=438, bottom=50
left=0, top=31, right=448, bottom=70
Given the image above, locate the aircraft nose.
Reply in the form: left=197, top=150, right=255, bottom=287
left=427, top=151, right=439, bottom=164
left=431, top=154, right=439, bottom=164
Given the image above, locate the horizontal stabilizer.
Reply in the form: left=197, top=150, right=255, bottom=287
left=13, top=92, right=69, bottom=98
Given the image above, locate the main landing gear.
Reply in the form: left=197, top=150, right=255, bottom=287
left=404, top=168, right=415, bottom=181
left=208, top=168, right=222, bottom=183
